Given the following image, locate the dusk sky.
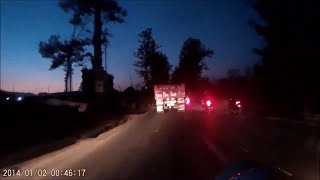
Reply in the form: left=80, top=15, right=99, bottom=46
left=1, top=0, right=264, bottom=94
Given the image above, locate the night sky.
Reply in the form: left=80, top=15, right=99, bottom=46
left=1, top=0, right=263, bottom=93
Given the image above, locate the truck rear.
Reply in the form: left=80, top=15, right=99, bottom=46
left=154, top=84, right=186, bottom=112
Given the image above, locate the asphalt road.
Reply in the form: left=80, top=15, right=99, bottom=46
left=2, top=109, right=319, bottom=180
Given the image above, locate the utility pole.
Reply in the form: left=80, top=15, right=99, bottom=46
left=0, top=56, right=1, bottom=90
left=104, top=43, right=107, bottom=72
left=70, top=67, right=72, bottom=92
left=130, top=76, right=133, bottom=87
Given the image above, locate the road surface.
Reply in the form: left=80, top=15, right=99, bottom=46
left=1, top=110, right=319, bottom=180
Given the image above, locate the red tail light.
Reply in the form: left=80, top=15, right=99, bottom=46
left=185, top=97, right=190, bottom=105
left=206, top=100, right=211, bottom=106
left=236, top=101, right=241, bottom=105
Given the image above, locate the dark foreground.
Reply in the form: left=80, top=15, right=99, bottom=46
left=0, top=100, right=129, bottom=168
left=1, top=110, right=319, bottom=180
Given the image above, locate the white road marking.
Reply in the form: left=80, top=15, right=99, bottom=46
left=239, top=146, right=249, bottom=153
left=154, top=128, right=160, bottom=133
left=203, top=137, right=229, bottom=165
left=278, top=167, right=293, bottom=176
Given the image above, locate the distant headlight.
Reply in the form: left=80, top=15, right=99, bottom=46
left=6, top=97, right=10, bottom=100
left=17, top=97, right=23, bottom=101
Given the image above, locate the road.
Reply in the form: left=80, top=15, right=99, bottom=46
left=1, top=109, right=319, bottom=180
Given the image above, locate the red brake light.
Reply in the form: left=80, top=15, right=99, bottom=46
left=206, top=100, right=211, bottom=106
left=185, top=97, right=190, bottom=104
left=236, top=101, right=241, bottom=105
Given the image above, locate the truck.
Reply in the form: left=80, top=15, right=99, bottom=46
left=154, top=84, right=186, bottom=112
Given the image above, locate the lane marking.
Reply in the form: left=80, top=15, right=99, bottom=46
left=203, top=137, right=229, bottom=165
left=278, top=167, right=293, bottom=177
left=239, top=145, right=249, bottom=153
left=265, top=117, right=314, bottom=125
left=154, top=129, right=159, bottom=133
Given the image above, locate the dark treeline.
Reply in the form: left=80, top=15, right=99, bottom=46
left=133, top=28, right=214, bottom=103
left=140, top=0, right=320, bottom=115
left=215, top=0, right=320, bottom=115
left=38, top=0, right=320, bottom=115
left=133, top=28, right=214, bottom=91
left=171, top=38, right=214, bottom=91
left=133, top=28, right=172, bottom=88
left=249, top=0, right=320, bottom=114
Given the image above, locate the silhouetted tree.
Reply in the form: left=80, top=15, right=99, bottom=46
left=134, top=28, right=160, bottom=87
left=171, top=37, right=214, bottom=90
left=252, top=0, right=320, bottom=113
left=80, top=68, right=94, bottom=95
left=196, top=77, right=211, bottom=91
left=150, top=52, right=172, bottom=84
left=59, top=0, right=126, bottom=71
left=213, top=68, right=250, bottom=100
left=39, top=35, right=91, bottom=92
left=39, top=6, right=91, bottom=92
left=227, top=69, right=241, bottom=79
left=59, top=0, right=126, bottom=94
